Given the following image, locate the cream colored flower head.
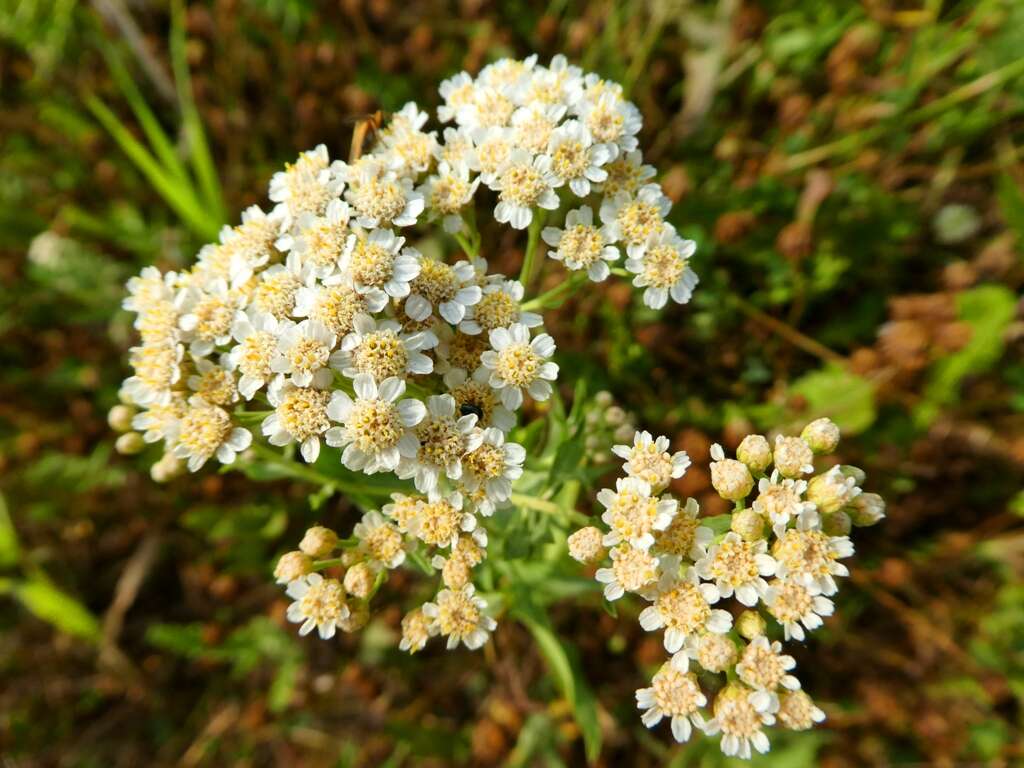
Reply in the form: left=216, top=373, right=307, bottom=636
left=352, top=510, right=406, bottom=570
left=285, top=572, right=349, bottom=639
left=262, top=382, right=332, bottom=463
left=635, top=654, right=708, bottom=744
left=638, top=567, right=732, bottom=653
left=490, top=148, right=560, bottom=230
left=331, top=313, right=434, bottom=381
left=772, top=526, right=853, bottom=596
left=404, top=257, right=481, bottom=325
left=397, top=394, right=483, bottom=496
left=270, top=319, right=336, bottom=388
left=709, top=444, right=755, bottom=501
left=341, top=228, right=421, bottom=300
left=422, top=584, right=496, bottom=650
left=459, top=279, right=542, bottom=336
left=480, top=323, right=559, bottom=410
left=597, top=476, right=677, bottom=551
left=596, top=544, right=660, bottom=601
left=541, top=205, right=620, bottom=282
left=625, top=224, right=699, bottom=310
left=170, top=398, right=251, bottom=472
left=227, top=309, right=284, bottom=399
left=545, top=118, right=615, bottom=197
left=695, top=531, right=776, bottom=607
left=460, top=427, right=526, bottom=514
left=763, top=577, right=834, bottom=641
left=704, top=683, right=776, bottom=760
left=612, top=430, right=690, bottom=492
left=324, top=373, right=425, bottom=474
left=269, top=144, right=344, bottom=225
left=752, top=471, right=817, bottom=529
left=600, top=183, right=672, bottom=258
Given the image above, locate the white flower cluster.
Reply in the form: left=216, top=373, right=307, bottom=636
left=569, top=418, right=885, bottom=759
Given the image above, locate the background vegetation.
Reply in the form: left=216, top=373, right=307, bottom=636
left=2, top=0, right=1023, bottom=765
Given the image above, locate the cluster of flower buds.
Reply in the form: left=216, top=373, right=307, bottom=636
left=569, top=418, right=884, bottom=759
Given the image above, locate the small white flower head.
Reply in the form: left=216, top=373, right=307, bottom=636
left=285, top=572, right=350, bottom=639
left=343, top=562, right=375, bottom=599
left=435, top=328, right=492, bottom=385
left=170, top=398, right=251, bottom=472
left=399, top=606, right=436, bottom=653
left=249, top=255, right=307, bottom=319
left=218, top=205, right=285, bottom=285
left=353, top=510, right=406, bottom=570
left=763, top=577, right=834, bottom=641
left=597, top=476, right=677, bottom=551
left=408, top=491, right=480, bottom=549
left=176, top=278, right=237, bottom=357
left=541, top=205, right=620, bottom=282
left=625, top=225, right=699, bottom=310
left=380, top=102, right=438, bottom=175
left=273, top=551, right=312, bottom=584
left=736, top=434, right=773, bottom=474
left=472, top=126, right=515, bottom=181
left=438, top=71, right=476, bottom=123
left=612, top=430, right=690, bottom=492
left=324, top=374, right=425, bottom=473
left=299, top=525, right=338, bottom=558
left=639, top=568, right=732, bottom=653
left=434, top=126, right=477, bottom=168
left=131, top=395, right=187, bottom=446
left=270, top=319, right=336, bottom=388
left=331, top=313, right=434, bottom=381
left=283, top=199, right=352, bottom=278
left=460, top=427, right=525, bottom=513
left=123, top=342, right=185, bottom=406
left=405, top=258, right=481, bottom=325
left=773, top=435, right=815, bottom=478
left=294, top=272, right=387, bottom=339
left=491, top=148, right=560, bottom=230
left=686, top=632, right=738, bottom=674
left=418, top=161, right=480, bottom=233
left=342, top=228, right=421, bottom=300
left=580, top=91, right=642, bottom=153
left=187, top=357, right=238, bottom=407
left=695, top=532, right=776, bottom=607
left=480, top=323, right=559, bottom=410
left=228, top=309, right=284, bottom=399
left=124, top=265, right=177, bottom=314
left=457, top=84, right=516, bottom=131
left=752, top=471, right=817, bottom=529
left=652, top=497, right=715, bottom=570
left=521, top=54, right=582, bottom=106
left=595, top=544, right=660, bottom=601
left=595, top=149, right=656, bottom=197
left=431, top=535, right=486, bottom=590
left=736, top=636, right=801, bottom=705
left=382, top=492, right=425, bottom=534
left=568, top=526, right=607, bottom=564
left=262, top=383, right=332, bottom=463
left=635, top=656, right=707, bottom=743
left=709, top=444, right=755, bottom=501
left=344, top=163, right=424, bottom=229
left=600, top=184, right=672, bottom=257
left=772, top=527, right=853, bottom=596
left=801, top=417, right=841, bottom=454
left=269, top=145, right=342, bottom=224
left=777, top=690, right=826, bottom=731
left=806, top=465, right=861, bottom=514
left=459, top=279, right=542, bottom=336
left=849, top=491, right=886, bottom=527
left=422, top=583, right=497, bottom=650
left=705, top=683, right=776, bottom=760
left=398, top=394, right=483, bottom=495
left=546, top=119, right=614, bottom=197
left=445, top=367, right=516, bottom=433
left=510, top=102, right=566, bottom=154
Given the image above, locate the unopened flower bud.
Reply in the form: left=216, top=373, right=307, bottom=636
left=107, top=404, right=136, bottom=432
left=777, top=689, right=826, bottom=730
left=343, top=562, right=375, bottom=599
left=338, top=600, right=369, bottom=633
left=773, top=435, right=814, bottom=478
left=300, top=526, right=339, bottom=558
left=849, top=492, right=886, bottom=527
left=807, top=466, right=860, bottom=514
left=736, top=610, right=766, bottom=640
left=274, top=551, right=313, bottom=584
left=731, top=508, right=765, bottom=541
left=710, top=444, right=754, bottom=501
left=800, top=418, right=840, bottom=454
left=605, top=406, right=626, bottom=427
left=150, top=452, right=183, bottom=483
left=115, top=432, right=145, bottom=455
left=594, top=390, right=614, bottom=408
left=694, top=632, right=737, bottom=672
left=736, top=434, right=772, bottom=473
left=838, top=465, right=866, bottom=485
left=568, top=526, right=606, bottom=564
left=822, top=510, right=852, bottom=536
left=441, top=556, right=473, bottom=589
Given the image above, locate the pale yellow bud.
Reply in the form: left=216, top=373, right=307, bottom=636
left=274, top=551, right=313, bottom=584
left=822, top=510, right=852, bottom=536
left=300, top=525, right=339, bottom=558
left=711, top=458, right=754, bottom=501
left=107, top=404, right=136, bottom=432
left=849, top=492, right=885, bottom=527
left=343, top=562, right=375, bottom=598
left=568, top=526, right=606, bottom=564
left=736, top=610, right=766, bottom=640
left=115, top=432, right=145, bottom=455
left=800, top=417, right=840, bottom=454
left=736, top=434, right=772, bottom=473
left=338, top=600, right=369, bottom=633
left=731, top=508, right=765, bottom=541
left=773, top=436, right=814, bottom=478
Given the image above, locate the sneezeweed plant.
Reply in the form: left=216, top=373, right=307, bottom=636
left=570, top=419, right=885, bottom=758
left=109, top=54, right=883, bottom=759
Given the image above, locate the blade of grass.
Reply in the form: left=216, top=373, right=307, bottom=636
left=169, top=0, right=226, bottom=226
left=85, top=95, right=221, bottom=240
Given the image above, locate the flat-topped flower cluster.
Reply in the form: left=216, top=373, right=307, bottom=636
left=113, top=56, right=701, bottom=652
left=569, top=418, right=885, bottom=759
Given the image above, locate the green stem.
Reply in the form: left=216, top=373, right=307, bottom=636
left=521, top=271, right=588, bottom=311
left=510, top=492, right=589, bottom=526
left=518, top=211, right=547, bottom=290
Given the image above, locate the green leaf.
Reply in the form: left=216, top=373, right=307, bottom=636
left=789, top=364, right=876, bottom=434
left=917, top=284, right=1016, bottom=425
left=996, top=173, right=1024, bottom=241
left=515, top=602, right=602, bottom=763
left=16, top=577, right=101, bottom=642
left=0, top=492, right=19, bottom=568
